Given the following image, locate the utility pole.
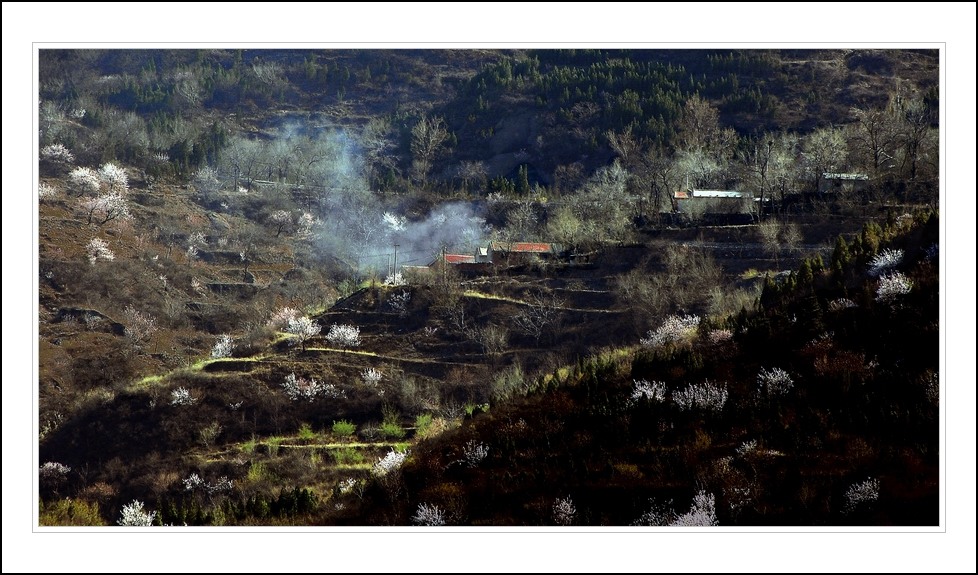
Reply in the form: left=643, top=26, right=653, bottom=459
left=393, top=244, right=400, bottom=279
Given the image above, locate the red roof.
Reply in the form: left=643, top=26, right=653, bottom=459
left=443, top=253, right=476, bottom=264
left=492, top=242, right=554, bottom=254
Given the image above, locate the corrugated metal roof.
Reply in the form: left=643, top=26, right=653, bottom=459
left=692, top=189, right=749, bottom=199
left=443, top=253, right=476, bottom=264
left=674, top=191, right=690, bottom=199
left=492, top=242, right=554, bottom=254
left=822, top=172, right=869, bottom=181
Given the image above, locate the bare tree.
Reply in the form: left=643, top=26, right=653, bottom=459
left=456, top=160, right=487, bottom=194
left=512, top=290, right=564, bottom=345
left=410, top=114, right=449, bottom=189
left=677, top=95, right=737, bottom=162
left=849, top=104, right=901, bottom=178
left=802, top=126, right=848, bottom=194
left=606, top=126, right=639, bottom=165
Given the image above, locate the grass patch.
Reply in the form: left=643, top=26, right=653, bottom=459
left=240, top=437, right=258, bottom=454
left=333, top=447, right=365, bottom=465
left=131, top=374, right=165, bottom=390
left=463, top=290, right=526, bottom=304
left=266, top=436, right=285, bottom=456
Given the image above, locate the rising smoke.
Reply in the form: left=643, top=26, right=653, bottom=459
left=214, top=118, right=490, bottom=275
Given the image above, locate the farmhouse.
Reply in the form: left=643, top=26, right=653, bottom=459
left=819, top=172, right=869, bottom=195
left=674, top=189, right=763, bottom=224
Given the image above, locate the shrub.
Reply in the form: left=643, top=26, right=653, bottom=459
left=640, top=314, right=700, bottom=348
left=117, top=500, right=156, bottom=526
left=287, top=316, right=321, bottom=349
left=69, top=166, right=101, bottom=195
left=553, top=496, right=576, bottom=526
left=39, top=461, right=71, bottom=480
left=333, top=447, right=365, bottom=466
left=828, top=298, right=858, bottom=312
left=674, top=381, right=728, bottom=412
left=361, top=367, right=383, bottom=388
left=98, top=162, right=129, bottom=192
left=183, top=473, right=206, bottom=491
left=41, top=143, right=75, bottom=164
left=290, top=422, right=314, bottom=441
left=211, top=334, right=234, bottom=358
left=282, top=372, right=344, bottom=402
left=38, top=182, right=58, bottom=199
left=332, top=419, right=356, bottom=437
left=633, top=490, right=719, bottom=526
left=756, top=367, right=794, bottom=397
left=380, top=420, right=406, bottom=440
left=463, top=439, right=489, bottom=467
left=670, top=490, right=718, bottom=526
left=630, top=379, right=667, bottom=403
left=414, top=413, right=434, bottom=436
left=843, top=477, right=880, bottom=514
left=39, top=498, right=105, bottom=526
left=736, top=439, right=758, bottom=457
left=170, top=387, right=197, bottom=406
left=412, top=503, right=446, bottom=526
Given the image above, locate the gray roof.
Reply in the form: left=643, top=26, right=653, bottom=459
left=691, top=190, right=750, bottom=199
left=822, top=172, right=869, bottom=181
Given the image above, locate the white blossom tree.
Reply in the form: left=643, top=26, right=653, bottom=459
left=98, top=162, right=129, bottom=193
left=123, top=305, right=157, bottom=350
left=68, top=166, right=102, bottom=196
left=640, top=314, right=701, bottom=348
left=286, top=316, right=321, bottom=350
left=876, top=272, right=913, bottom=304
left=80, top=191, right=131, bottom=225
left=193, top=165, right=222, bottom=199
left=268, top=306, right=301, bottom=330
left=268, top=209, right=294, bottom=237
left=868, top=248, right=904, bottom=276
left=326, top=324, right=361, bottom=348
left=40, top=143, right=75, bottom=164
left=211, top=334, right=234, bottom=358
left=86, top=237, right=115, bottom=265
left=372, top=449, right=408, bottom=477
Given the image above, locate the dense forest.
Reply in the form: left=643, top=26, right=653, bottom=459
left=36, top=48, right=940, bottom=529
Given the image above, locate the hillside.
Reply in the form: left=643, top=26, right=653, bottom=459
left=36, top=48, right=940, bottom=527
left=337, top=214, right=940, bottom=526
